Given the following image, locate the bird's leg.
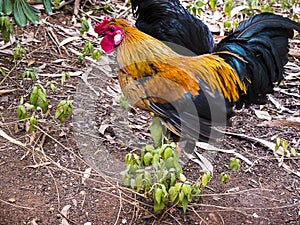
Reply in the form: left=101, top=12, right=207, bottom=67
left=170, top=132, right=196, bottom=164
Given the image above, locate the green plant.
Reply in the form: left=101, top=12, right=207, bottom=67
left=1, top=0, right=56, bottom=26
left=275, top=137, right=297, bottom=157
left=79, top=41, right=103, bottom=61
left=61, top=71, right=70, bottom=85
left=0, top=0, right=58, bottom=41
left=80, top=17, right=89, bottom=34
left=30, top=85, right=49, bottom=112
left=229, top=157, right=241, bottom=172
left=0, top=16, right=13, bottom=42
left=220, top=172, right=229, bottom=183
left=55, top=97, right=73, bottom=123
left=17, top=83, right=73, bottom=132
left=45, top=81, right=57, bottom=91
left=119, top=95, right=130, bottom=110
left=22, top=67, right=40, bottom=80
left=149, top=117, right=165, bottom=147
left=187, top=0, right=206, bottom=17
left=12, top=44, right=26, bottom=61
left=219, top=157, right=241, bottom=183
left=122, top=140, right=210, bottom=213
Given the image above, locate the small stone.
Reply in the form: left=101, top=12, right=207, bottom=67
left=8, top=198, right=16, bottom=203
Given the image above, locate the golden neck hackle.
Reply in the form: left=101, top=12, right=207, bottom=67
left=112, top=19, right=246, bottom=102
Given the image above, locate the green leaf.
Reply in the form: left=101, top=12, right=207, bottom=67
left=161, top=184, right=168, bottom=196
left=220, top=172, right=229, bottom=183
left=20, top=0, right=39, bottom=24
left=29, top=114, right=37, bottom=132
left=17, top=105, right=28, bottom=120
left=224, top=0, right=233, bottom=15
left=125, top=153, right=133, bottom=165
left=153, top=200, right=165, bottom=212
left=80, top=17, right=90, bottom=34
left=3, top=0, right=13, bottom=15
left=0, top=0, right=3, bottom=13
left=0, top=16, right=13, bottom=42
left=50, top=83, right=56, bottom=91
left=150, top=117, right=163, bottom=146
left=13, top=44, right=26, bottom=60
left=182, top=183, right=192, bottom=197
left=181, top=196, right=188, bottom=213
left=209, top=0, right=217, bottom=11
left=143, top=152, right=153, bottom=166
left=92, top=49, right=102, bottom=61
left=191, top=181, right=201, bottom=201
left=144, top=144, right=154, bottom=152
left=29, top=86, right=48, bottom=112
left=30, top=86, right=39, bottom=106
left=183, top=184, right=192, bottom=202
left=55, top=98, right=73, bottom=123
left=36, top=87, right=48, bottom=112
left=119, top=95, right=130, bottom=110
left=201, top=171, right=211, bottom=187
left=43, top=0, right=53, bottom=14
left=152, top=153, right=160, bottom=169
left=281, top=139, right=287, bottom=151
left=83, top=41, right=94, bottom=54
left=229, top=158, right=241, bottom=172
left=179, top=189, right=185, bottom=202
left=135, top=173, right=143, bottom=192
left=163, top=147, right=173, bottom=159
left=165, top=157, right=175, bottom=170
left=53, top=0, right=60, bottom=9
left=275, top=137, right=281, bottom=151
left=169, top=186, right=178, bottom=203
left=174, top=182, right=182, bottom=191
left=133, top=154, right=141, bottom=166
left=290, top=148, right=296, bottom=157
left=130, top=178, right=136, bottom=189
left=174, top=158, right=182, bottom=174
left=170, top=172, right=176, bottom=187
left=195, top=0, right=205, bottom=7
left=122, top=174, right=130, bottom=187
left=14, top=0, right=27, bottom=27
left=179, top=173, right=186, bottom=183
left=154, top=187, right=162, bottom=204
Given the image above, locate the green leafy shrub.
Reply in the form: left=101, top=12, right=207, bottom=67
left=122, top=141, right=211, bottom=213
left=0, top=0, right=59, bottom=41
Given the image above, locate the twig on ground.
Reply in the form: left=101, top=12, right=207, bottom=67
left=113, top=189, right=123, bottom=225
left=0, top=199, right=35, bottom=210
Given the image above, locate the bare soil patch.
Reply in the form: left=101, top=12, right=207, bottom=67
left=0, top=3, right=299, bottom=225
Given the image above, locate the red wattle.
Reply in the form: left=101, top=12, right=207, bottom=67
left=100, top=35, right=115, bottom=53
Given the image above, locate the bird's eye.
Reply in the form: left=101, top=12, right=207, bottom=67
left=109, top=27, right=115, bottom=32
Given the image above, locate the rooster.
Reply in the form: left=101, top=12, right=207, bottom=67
left=131, top=0, right=214, bottom=55
left=94, top=14, right=300, bottom=143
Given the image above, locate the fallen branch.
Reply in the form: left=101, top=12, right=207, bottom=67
left=0, top=89, right=17, bottom=95
left=0, top=128, right=26, bottom=148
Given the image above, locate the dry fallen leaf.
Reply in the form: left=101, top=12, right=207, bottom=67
left=60, top=205, right=71, bottom=225
left=254, top=110, right=272, bottom=121
left=82, top=168, right=92, bottom=185
left=27, top=58, right=35, bottom=66
left=98, top=124, right=110, bottom=135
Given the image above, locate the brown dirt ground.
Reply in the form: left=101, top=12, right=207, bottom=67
left=0, top=2, right=300, bottom=225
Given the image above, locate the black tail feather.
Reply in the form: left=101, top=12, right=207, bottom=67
left=214, top=13, right=300, bottom=106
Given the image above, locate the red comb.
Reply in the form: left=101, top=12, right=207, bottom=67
left=94, top=17, right=114, bottom=34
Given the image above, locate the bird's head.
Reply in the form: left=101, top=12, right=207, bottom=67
left=94, top=17, right=125, bottom=53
